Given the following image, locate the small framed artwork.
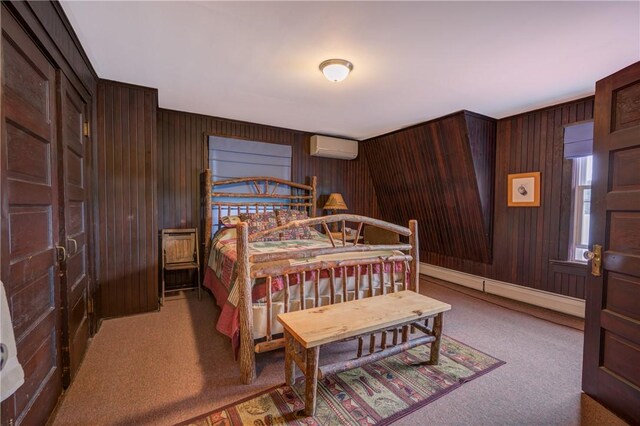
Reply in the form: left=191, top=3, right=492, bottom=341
left=508, top=172, right=541, bottom=207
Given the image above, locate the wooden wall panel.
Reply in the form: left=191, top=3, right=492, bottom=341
left=363, top=111, right=496, bottom=263
left=466, top=113, right=497, bottom=241
left=96, top=80, right=158, bottom=318
left=157, top=108, right=379, bottom=239
left=399, top=98, right=594, bottom=299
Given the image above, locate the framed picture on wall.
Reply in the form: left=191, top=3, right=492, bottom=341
left=508, top=172, right=541, bottom=207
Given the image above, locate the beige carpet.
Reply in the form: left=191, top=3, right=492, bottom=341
left=50, top=279, right=625, bottom=425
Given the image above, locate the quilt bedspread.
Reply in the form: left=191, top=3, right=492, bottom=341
left=203, top=227, right=406, bottom=353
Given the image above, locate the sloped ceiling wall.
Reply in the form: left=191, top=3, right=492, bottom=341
left=363, top=111, right=497, bottom=263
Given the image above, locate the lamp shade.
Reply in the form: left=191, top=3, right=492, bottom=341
left=323, top=193, right=348, bottom=210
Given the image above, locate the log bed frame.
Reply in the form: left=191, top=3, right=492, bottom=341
left=202, top=169, right=420, bottom=383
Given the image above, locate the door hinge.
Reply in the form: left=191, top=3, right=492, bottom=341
left=87, top=297, right=94, bottom=315
left=83, top=121, right=90, bottom=137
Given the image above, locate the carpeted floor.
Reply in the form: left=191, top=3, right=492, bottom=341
left=50, top=279, right=626, bottom=425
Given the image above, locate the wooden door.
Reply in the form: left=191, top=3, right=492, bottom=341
left=57, top=72, right=91, bottom=385
left=0, top=11, right=63, bottom=425
left=582, top=61, right=640, bottom=423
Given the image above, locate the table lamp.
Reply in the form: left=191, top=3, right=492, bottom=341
left=323, top=193, right=348, bottom=232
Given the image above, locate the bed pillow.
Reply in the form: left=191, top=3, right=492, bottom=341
left=238, top=212, right=280, bottom=241
left=276, top=210, right=313, bottom=240
left=220, top=215, right=241, bottom=227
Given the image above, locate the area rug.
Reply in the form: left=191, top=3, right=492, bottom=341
left=178, top=336, right=504, bottom=426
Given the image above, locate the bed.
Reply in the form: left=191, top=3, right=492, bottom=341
left=201, top=169, right=419, bottom=384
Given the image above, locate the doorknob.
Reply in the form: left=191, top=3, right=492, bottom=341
left=583, top=244, right=602, bottom=277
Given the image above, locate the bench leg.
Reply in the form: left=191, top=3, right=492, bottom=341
left=284, top=331, right=295, bottom=387
left=429, top=312, right=444, bottom=365
left=304, top=346, right=320, bottom=417
left=402, top=325, right=409, bottom=343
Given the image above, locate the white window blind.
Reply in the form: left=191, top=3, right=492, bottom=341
left=209, top=137, right=292, bottom=182
left=564, top=121, right=593, bottom=159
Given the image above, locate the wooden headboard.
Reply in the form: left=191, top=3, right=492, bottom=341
left=202, top=169, right=317, bottom=259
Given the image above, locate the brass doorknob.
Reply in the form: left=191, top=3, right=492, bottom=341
left=584, top=244, right=602, bottom=277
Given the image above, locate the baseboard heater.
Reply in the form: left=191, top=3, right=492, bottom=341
left=419, top=263, right=585, bottom=318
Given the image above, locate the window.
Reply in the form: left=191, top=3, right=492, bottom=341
left=208, top=136, right=292, bottom=233
left=570, top=155, right=593, bottom=262
left=209, top=136, right=292, bottom=183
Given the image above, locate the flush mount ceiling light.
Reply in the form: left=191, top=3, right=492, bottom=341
left=319, top=59, right=353, bottom=82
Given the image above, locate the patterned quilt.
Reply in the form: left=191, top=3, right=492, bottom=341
left=203, top=228, right=334, bottom=348
left=203, top=227, right=405, bottom=354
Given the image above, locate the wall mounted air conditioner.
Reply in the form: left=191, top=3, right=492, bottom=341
left=310, top=135, right=358, bottom=160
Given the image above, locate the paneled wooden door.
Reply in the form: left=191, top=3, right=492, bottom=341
left=582, top=61, right=640, bottom=423
left=57, top=72, right=92, bottom=385
left=0, top=11, right=63, bottom=425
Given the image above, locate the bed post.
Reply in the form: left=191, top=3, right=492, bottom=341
left=203, top=169, right=213, bottom=266
left=237, top=222, right=256, bottom=384
left=310, top=176, right=317, bottom=218
left=409, top=219, right=419, bottom=293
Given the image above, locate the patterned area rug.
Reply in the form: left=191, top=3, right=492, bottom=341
left=179, top=336, right=504, bottom=426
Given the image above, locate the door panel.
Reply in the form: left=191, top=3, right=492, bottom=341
left=583, top=61, right=640, bottom=424
left=0, top=11, right=62, bottom=426
left=611, top=147, right=640, bottom=190
left=612, top=81, right=640, bottom=130
left=605, top=272, right=640, bottom=320
left=58, top=72, right=91, bottom=383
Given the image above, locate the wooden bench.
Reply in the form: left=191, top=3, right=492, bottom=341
left=277, top=290, right=451, bottom=416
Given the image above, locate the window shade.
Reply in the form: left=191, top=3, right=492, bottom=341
left=209, top=136, right=292, bottom=184
left=563, top=121, right=593, bottom=159
left=208, top=137, right=293, bottom=228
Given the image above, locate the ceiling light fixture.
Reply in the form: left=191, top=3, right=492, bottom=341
left=319, top=59, right=353, bottom=82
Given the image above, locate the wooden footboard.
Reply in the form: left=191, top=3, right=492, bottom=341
left=236, top=214, right=419, bottom=384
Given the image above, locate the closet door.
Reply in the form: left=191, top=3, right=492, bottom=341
left=57, top=72, right=91, bottom=384
left=0, top=11, right=63, bottom=426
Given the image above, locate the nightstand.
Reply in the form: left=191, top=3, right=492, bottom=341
left=329, top=228, right=363, bottom=243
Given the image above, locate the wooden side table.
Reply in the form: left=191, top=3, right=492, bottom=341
left=329, top=231, right=362, bottom=242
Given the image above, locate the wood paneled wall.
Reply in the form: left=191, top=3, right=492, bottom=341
left=364, top=111, right=496, bottom=263
left=96, top=80, right=158, bottom=318
left=372, top=98, right=593, bottom=298
left=159, top=98, right=591, bottom=299
left=157, top=108, right=379, bottom=234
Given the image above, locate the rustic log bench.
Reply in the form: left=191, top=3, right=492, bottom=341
left=277, top=290, right=451, bottom=416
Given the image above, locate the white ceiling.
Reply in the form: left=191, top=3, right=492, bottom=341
left=61, top=1, right=640, bottom=140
